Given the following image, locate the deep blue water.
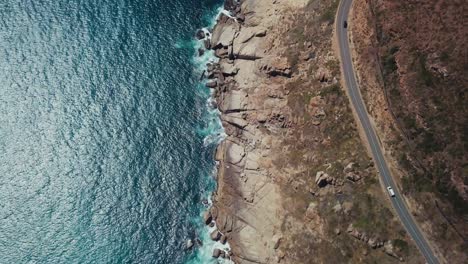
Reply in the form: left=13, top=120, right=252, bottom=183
left=0, top=0, right=224, bottom=263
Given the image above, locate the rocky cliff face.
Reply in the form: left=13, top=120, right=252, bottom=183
left=198, top=0, right=424, bottom=263
left=350, top=0, right=467, bottom=262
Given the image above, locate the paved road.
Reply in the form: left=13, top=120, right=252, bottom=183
left=335, top=1, right=439, bottom=263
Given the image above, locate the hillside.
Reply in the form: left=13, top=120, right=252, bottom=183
left=350, top=0, right=467, bottom=262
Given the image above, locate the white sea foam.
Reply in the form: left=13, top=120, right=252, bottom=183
left=188, top=4, right=234, bottom=264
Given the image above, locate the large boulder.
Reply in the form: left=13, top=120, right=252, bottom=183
left=195, top=29, right=205, bottom=40
left=222, top=115, right=248, bottom=129
left=220, top=234, right=228, bottom=244
left=210, top=230, right=221, bottom=241
left=186, top=239, right=194, bottom=250
left=224, top=0, right=238, bottom=12
left=206, top=80, right=217, bottom=88
left=315, top=171, right=333, bottom=187
left=203, top=211, right=213, bottom=225
left=212, top=248, right=221, bottom=258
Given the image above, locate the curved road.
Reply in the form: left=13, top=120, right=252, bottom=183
left=335, top=1, right=439, bottom=263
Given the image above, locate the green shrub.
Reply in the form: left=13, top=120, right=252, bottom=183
left=320, top=0, right=339, bottom=23
left=420, top=131, right=442, bottom=153
left=418, top=55, right=433, bottom=86
left=320, top=84, right=342, bottom=96
left=383, top=54, right=398, bottom=74
left=393, top=239, right=409, bottom=255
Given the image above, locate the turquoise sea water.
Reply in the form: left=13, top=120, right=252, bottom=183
left=0, top=0, right=226, bottom=263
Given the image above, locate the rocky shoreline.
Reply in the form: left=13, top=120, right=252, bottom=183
left=194, top=0, right=422, bottom=263
left=195, top=0, right=287, bottom=262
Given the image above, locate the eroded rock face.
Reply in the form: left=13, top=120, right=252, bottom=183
left=195, top=29, right=206, bottom=40
left=211, top=17, right=238, bottom=49
left=260, top=57, right=292, bottom=77
left=225, top=140, right=245, bottom=165
left=220, top=62, right=239, bottom=76
left=195, top=0, right=410, bottom=263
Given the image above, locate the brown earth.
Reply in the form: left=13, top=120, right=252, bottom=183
left=350, top=0, right=468, bottom=263
left=198, top=0, right=432, bottom=263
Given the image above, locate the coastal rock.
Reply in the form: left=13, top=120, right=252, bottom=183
left=221, top=63, right=239, bottom=76
left=203, top=39, right=211, bottom=49
left=255, top=29, right=267, bottom=37
left=220, top=234, right=228, bottom=244
left=212, top=248, right=221, bottom=258
left=210, top=230, right=221, bottom=241
left=195, top=238, right=203, bottom=247
left=206, top=80, right=217, bottom=88
left=211, top=21, right=237, bottom=49
left=261, top=57, right=292, bottom=78
left=210, top=206, right=218, bottom=219
left=232, top=36, right=263, bottom=60
left=195, top=29, right=205, bottom=40
left=236, top=27, right=267, bottom=44
left=236, top=13, right=245, bottom=22
left=186, top=239, right=194, bottom=250
left=222, top=114, right=248, bottom=129
left=224, top=0, right=238, bottom=12
left=221, top=90, right=247, bottom=113
left=198, top=48, right=205, bottom=57
left=245, top=152, right=260, bottom=170
left=226, top=140, right=245, bottom=165
left=203, top=211, right=213, bottom=225
left=215, top=47, right=229, bottom=58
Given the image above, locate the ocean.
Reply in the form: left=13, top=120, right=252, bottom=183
left=0, top=0, right=228, bottom=263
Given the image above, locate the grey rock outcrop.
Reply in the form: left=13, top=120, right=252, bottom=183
left=347, top=224, right=384, bottom=249
left=315, top=171, right=335, bottom=187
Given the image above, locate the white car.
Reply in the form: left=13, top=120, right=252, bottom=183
left=387, top=186, right=396, bottom=197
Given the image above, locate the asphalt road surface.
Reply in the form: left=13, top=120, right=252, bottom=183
left=335, top=1, right=439, bottom=263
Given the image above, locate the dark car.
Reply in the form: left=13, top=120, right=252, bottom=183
left=344, top=21, right=348, bottom=28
